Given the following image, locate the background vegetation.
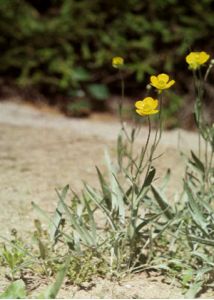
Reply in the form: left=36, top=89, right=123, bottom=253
left=0, top=0, right=213, bottom=123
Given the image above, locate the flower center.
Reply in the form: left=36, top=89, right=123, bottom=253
left=158, top=80, right=166, bottom=87
left=143, top=103, right=153, bottom=112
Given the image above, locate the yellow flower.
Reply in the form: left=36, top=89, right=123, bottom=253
left=135, top=97, right=159, bottom=116
left=112, top=56, right=124, bottom=68
left=186, top=51, right=210, bottom=70
left=150, top=73, right=175, bottom=91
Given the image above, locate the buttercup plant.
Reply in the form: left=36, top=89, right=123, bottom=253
left=151, top=51, right=214, bottom=298
left=2, top=51, right=214, bottom=298
left=25, top=57, right=176, bottom=285
left=185, top=51, right=212, bottom=161
left=41, top=60, right=177, bottom=278
left=175, top=51, right=214, bottom=297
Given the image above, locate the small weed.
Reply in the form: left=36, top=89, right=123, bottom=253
left=0, top=230, right=29, bottom=280
left=67, top=249, right=108, bottom=286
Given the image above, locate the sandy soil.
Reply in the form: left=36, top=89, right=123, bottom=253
left=0, top=98, right=212, bottom=298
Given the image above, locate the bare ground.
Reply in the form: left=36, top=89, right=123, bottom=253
left=0, top=98, right=213, bottom=298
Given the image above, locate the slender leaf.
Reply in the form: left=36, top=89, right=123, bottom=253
left=0, top=280, right=26, bottom=299
left=56, top=188, right=95, bottom=246
left=185, top=281, right=203, bottom=299
left=95, top=166, right=111, bottom=210
left=38, top=255, right=70, bottom=299
left=82, top=192, right=97, bottom=244
left=192, top=251, right=214, bottom=266
left=143, top=167, right=156, bottom=188
left=189, top=235, right=214, bottom=246
left=161, top=168, right=171, bottom=190
left=185, top=183, right=209, bottom=236
left=151, top=185, right=174, bottom=219
left=135, top=212, right=161, bottom=233
left=50, top=185, right=69, bottom=242
left=85, top=184, right=117, bottom=231
left=105, top=149, right=125, bottom=223
left=190, top=151, right=205, bottom=174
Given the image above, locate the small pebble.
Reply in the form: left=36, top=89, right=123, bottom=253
left=124, top=284, right=132, bottom=289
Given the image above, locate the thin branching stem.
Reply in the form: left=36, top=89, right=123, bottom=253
left=134, top=116, right=151, bottom=181
left=208, top=148, right=214, bottom=188
left=193, top=69, right=202, bottom=158
left=204, top=136, right=208, bottom=190
left=204, top=61, right=214, bottom=82
left=144, top=93, right=163, bottom=182
left=119, top=69, right=131, bottom=143
left=155, top=93, right=163, bottom=147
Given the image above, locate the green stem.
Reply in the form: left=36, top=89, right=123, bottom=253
left=205, top=138, right=208, bottom=189
left=119, top=69, right=124, bottom=121
left=204, top=62, right=213, bottom=82
left=193, top=69, right=202, bottom=158
left=134, top=116, right=151, bottom=181
left=119, top=69, right=131, bottom=143
left=143, top=94, right=163, bottom=183
left=155, top=93, right=163, bottom=147
left=208, top=146, right=214, bottom=188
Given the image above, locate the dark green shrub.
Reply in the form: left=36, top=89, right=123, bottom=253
left=0, top=0, right=213, bottom=119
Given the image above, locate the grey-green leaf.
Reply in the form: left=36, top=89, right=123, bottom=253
left=143, top=167, right=156, bottom=188
left=190, top=151, right=205, bottom=174
left=151, top=185, right=174, bottom=219
left=50, top=185, right=69, bottom=242
left=0, top=280, right=26, bottom=299
left=38, top=256, right=70, bottom=299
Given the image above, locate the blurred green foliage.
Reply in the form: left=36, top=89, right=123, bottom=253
left=0, top=0, right=213, bottom=116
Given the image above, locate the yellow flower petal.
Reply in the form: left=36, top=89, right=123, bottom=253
left=136, top=109, right=159, bottom=116
left=199, top=52, right=210, bottom=64
left=143, top=97, right=158, bottom=109
left=150, top=73, right=174, bottom=90
left=112, top=56, right=124, bottom=68
left=136, top=109, right=145, bottom=116
left=186, top=51, right=210, bottom=69
left=151, top=99, right=158, bottom=109
left=157, top=73, right=169, bottom=83
left=150, top=75, right=158, bottom=86
left=135, top=100, right=144, bottom=109
left=147, top=109, right=159, bottom=115
left=166, top=80, right=175, bottom=89
left=186, top=52, right=196, bottom=64
left=135, top=97, right=159, bottom=116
